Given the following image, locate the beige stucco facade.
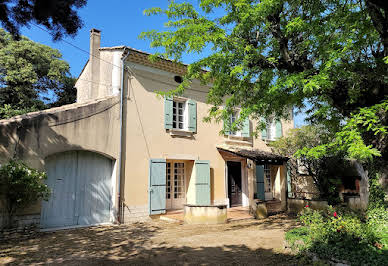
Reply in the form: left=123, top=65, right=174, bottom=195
left=0, top=29, right=293, bottom=227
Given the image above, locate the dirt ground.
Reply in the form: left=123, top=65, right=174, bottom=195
left=0, top=214, right=303, bottom=265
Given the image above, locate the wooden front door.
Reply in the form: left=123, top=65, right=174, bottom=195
left=227, top=161, right=242, bottom=207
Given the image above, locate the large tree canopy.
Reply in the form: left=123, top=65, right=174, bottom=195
left=0, top=28, right=76, bottom=119
left=141, top=0, right=388, bottom=163
left=0, top=0, right=86, bottom=40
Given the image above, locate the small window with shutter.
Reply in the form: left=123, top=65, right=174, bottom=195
left=164, top=96, right=197, bottom=133
left=224, top=110, right=250, bottom=137
left=261, top=118, right=282, bottom=141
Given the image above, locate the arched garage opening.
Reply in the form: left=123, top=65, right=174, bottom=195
left=41, top=150, right=115, bottom=229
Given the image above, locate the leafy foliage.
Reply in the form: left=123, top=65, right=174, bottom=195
left=0, top=160, right=50, bottom=228
left=0, top=29, right=76, bottom=119
left=270, top=126, right=343, bottom=204
left=300, top=98, right=388, bottom=162
left=141, top=0, right=388, bottom=163
left=0, top=0, right=86, bottom=40
left=0, top=104, right=39, bottom=119
left=286, top=205, right=388, bottom=265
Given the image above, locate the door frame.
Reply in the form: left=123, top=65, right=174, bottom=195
left=225, top=159, right=249, bottom=208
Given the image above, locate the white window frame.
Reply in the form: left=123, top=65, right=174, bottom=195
left=172, top=98, right=188, bottom=131
left=229, top=110, right=242, bottom=137
left=265, top=119, right=277, bottom=141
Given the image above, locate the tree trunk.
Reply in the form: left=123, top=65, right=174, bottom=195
left=355, top=161, right=369, bottom=209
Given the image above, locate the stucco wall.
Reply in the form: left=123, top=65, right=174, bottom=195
left=120, top=62, right=294, bottom=214
left=0, top=96, right=121, bottom=218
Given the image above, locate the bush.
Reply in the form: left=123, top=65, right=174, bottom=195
left=286, top=206, right=388, bottom=265
left=0, top=160, right=50, bottom=228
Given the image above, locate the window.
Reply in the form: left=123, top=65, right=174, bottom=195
left=225, top=110, right=250, bottom=137
left=174, top=162, right=185, bottom=198
left=229, top=111, right=241, bottom=136
left=264, top=164, right=271, bottom=192
left=262, top=118, right=282, bottom=141
left=165, top=97, right=197, bottom=133
left=265, top=120, right=276, bottom=141
left=166, top=163, right=171, bottom=199
left=172, top=100, right=187, bottom=130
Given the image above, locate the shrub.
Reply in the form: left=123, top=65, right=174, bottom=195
left=286, top=206, right=388, bottom=265
left=0, top=160, right=50, bottom=228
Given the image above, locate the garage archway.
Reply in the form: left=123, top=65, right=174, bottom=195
left=41, top=151, right=114, bottom=228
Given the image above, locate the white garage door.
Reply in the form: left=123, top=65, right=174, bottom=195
left=41, top=151, right=113, bottom=228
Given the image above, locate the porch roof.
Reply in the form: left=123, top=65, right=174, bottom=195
left=217, top=145, right=289, bottom=164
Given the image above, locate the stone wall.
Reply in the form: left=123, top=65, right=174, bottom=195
left=287, top=198, right=329, bottom=213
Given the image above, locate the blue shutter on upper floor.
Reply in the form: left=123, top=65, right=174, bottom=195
left=195, top=160, right=211, bottom=205
left=275, top=120, right=283, bottom=138
left=261, top=118, right=267, bottom=140
left=241, top=117, right=250, bottom=137
left=164, top=96, right=173, bottom=129
left=149, top=159, right=167, bottom=215
left=187, top=99, right=197, bottom=133
left=255, top=164, right=265, bottom=200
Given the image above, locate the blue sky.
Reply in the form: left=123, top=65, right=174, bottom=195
left=20, top=1, right=306, bottom=127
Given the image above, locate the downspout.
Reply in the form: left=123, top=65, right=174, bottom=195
left=118, top=48, right=130, bottom=223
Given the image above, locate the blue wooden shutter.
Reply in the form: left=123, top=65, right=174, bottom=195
left=223, top=118, right=231, bottom=135
left=255, top=164, right=265, bottom=200
left=261, top=118, right=267, bottom=140
left=164, top=96, right=173, bottom=129
left=287, top=163, right=293, bottom=198
left=195, top=160, right=211, bottom=205
left=187, top=99, right=197, bottom=133
left=241, top=117, right=250, bottom=137
left=149, top=159, right=166, bottom=215
left=275, top=120, right=282, bottom=138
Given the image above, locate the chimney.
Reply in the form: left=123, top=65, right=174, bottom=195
left=89, top=28, right=101, bottom=99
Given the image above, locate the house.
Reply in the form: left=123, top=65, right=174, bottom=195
left=0, top=29, right=293, bottom=229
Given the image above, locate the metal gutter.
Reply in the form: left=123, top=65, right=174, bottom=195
left=117, top=47, right=130, bottom=223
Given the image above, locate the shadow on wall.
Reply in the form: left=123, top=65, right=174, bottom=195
left=0, top=218, right=301, bottom=265
left=0, top=113, right=83, bottom=168
left=0, top=113, right=84, bottom=217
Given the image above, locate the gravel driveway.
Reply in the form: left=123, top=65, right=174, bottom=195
left=0, top=214, right=302, bottom=265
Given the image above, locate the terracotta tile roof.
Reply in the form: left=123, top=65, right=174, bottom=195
left=217, top=145, right=288, bottom=163
left=100, top=46, right=190, bottom=75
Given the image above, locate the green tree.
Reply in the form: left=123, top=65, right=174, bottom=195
left=0, top=160, right=50, bottom=228
left=270, top=126, right=345, bottom=204
left=0, top=0, right=86, bottom=40
left=141, top=0, right=388, bottom=198
left=49, top=76, right=77, bottom=108
left=0, top=29, right=76, bottom=119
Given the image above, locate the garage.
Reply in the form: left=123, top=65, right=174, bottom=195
left=41, top=151, right=114, bottom=229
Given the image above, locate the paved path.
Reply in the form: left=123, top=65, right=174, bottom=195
left=0, top=214, right=301, bottom=265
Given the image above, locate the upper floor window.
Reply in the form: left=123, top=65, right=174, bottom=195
left=229, top=111, right=241, bottom=136
left=164, top=96, right=197, bottom=133
left=261, top=118, right=282, bottom=141
left=173, top=100, right=187, bottom=130
left=224, top=110, right=250, bottom=137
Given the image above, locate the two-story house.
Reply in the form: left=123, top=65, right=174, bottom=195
left=0, top=29, right=292, bottom=229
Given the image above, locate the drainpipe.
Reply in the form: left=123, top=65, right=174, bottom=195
left=117, top=48, right=130, bottom=223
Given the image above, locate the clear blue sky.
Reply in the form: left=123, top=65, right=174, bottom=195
left=20, top=1, right=306, bottom=127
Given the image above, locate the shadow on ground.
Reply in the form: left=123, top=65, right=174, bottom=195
left=0, top=214, right=303, bottom=265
